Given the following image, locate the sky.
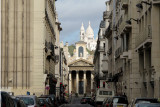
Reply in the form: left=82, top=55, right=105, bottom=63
left=56, top=0, right=107, bottom=45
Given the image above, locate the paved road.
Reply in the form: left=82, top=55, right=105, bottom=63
left=59, top=96, right=93, bottom=107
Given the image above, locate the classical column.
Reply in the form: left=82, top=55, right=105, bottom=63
left=69, top=71, right=72, bottom=94
left=84, top=71, right=86, bottom=94
left=76, top=71, right=79, bottom=94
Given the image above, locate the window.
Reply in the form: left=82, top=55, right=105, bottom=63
left=78, top=46, right=83, bottom=57
left=99, top=91, right=103, bottom=95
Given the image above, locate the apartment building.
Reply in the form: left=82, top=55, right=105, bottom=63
left=135, top=0, right=160, bottom=98
left=1, top=0, right=61, bottom=96
left=104, top=0, right=140, bottom=102
left=103, top=0, right=160, bottom=101
left=93, top=2, right=109, bottom=90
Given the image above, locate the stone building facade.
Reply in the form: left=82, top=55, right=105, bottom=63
left=135, top=0, right=160, bottom=98
left=1, top=0, right=61, bottom=96
left=101, top=0, right=160, bottom=102
left=68, top=41, right=94, bottom=95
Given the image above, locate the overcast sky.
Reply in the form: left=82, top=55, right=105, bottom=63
left=56, top=0, right=107, bottom=45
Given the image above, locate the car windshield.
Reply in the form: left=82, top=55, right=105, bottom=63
left=99, top=91, right=112, bottom=95
left=136, top=99, right=158, bottom=104
left=20, top=97, right=34, bottom=105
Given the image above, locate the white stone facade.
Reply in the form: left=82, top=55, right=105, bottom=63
left=80, top=22, right=97, bottom=51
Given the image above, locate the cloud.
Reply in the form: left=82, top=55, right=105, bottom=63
left=56, top=0, right=107, bottom=44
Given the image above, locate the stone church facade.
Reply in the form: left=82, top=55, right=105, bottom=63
left=68, top=23, right=97, bottom=95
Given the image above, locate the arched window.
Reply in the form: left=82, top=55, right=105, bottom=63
left=78, top=46, right=83, bottom=57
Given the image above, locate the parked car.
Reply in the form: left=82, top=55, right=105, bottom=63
left=135, top=103, right=160, bottom=107
left=12, top=96, right=27, bottom=107
left=130, top=98, right=159, bottom=107
left=16, top=95, right=40, bottom=107
left=102, top=98, right=109, bottom=107
left=40, top=95, right=57, bottom=107
left=105, top=96, right=128, bottom=107
left=1, top=91, right=15, bottom=107
left=38, top=97, right=51, bottom=107
left=80, top=97, right=91, bottom=104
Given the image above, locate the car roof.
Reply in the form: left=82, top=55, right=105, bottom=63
left=16, top=95, right=37, bottom=98
left=39, top=97, right=49, bottom=99
left=136, top=103, right=160, bottom=105
left=135, top=98, right=157, bottom=100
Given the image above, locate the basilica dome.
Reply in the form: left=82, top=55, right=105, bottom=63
left=86, top=21, right=94, bottom=36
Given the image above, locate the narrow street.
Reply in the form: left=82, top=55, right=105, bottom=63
left=60, top=96, right=93, bottom=107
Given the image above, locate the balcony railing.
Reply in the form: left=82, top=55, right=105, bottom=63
left=135, top=25, right=152, bottom=48
left=121, top=0, right=129, bottom=9
left=115, top=47, right=122, bottom=58
left=118, top=14, right=131, bottom=34
left=107, top=47, right=112, bottom=56
left=105, top=24, right=112, bottom=38
left=153, top=0, right=160, bottom=4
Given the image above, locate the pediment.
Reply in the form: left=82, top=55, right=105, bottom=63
left=69, top=58, right=93, bottom=67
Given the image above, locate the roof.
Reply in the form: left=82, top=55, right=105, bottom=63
left=68, top=58, right=93, bottom=67
left=75, top=41, right=87, bottom=44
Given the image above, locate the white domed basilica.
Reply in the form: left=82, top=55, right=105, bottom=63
left=80, top=22, right=97, bottom=51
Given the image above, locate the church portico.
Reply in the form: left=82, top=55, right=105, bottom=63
left=68, top=59, right=94, bottom=95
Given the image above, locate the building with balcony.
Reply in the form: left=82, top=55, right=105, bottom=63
left=102, top=0, right=141, bottom=102
left=93, top=1, right=110, bottom=93
left=102, top=0, right=160, bottom=101
left=135, top=0, right=160, bottom=98
left=1, top=0, right=62, bottom=96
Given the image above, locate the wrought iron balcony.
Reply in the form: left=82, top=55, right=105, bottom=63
left=153, top=0, right=160, bottom=4
left=105, top=24, right=112, bottom=38
left=107, top=47, right=112, bottom=56
left=118, top=14, right=131, bottom=35
left=115, top=47, right=122, bottom=58
left=121, top=0, right=129, bottom=10
left=135, top=25, right=152, bottom=48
